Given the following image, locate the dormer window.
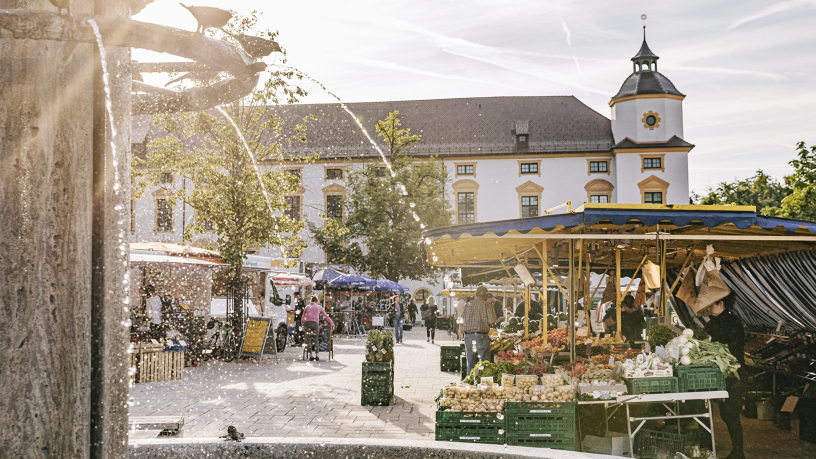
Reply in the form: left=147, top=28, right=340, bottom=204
left=517, top=135, right=527, bottom=143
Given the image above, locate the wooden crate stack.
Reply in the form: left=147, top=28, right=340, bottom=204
left=133, top=342, right=185, bottom=383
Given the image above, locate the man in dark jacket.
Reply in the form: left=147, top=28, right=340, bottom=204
left=705, top=291, right=745, bottom=459
left=293, top=292, right=306, bottom=345
left=603, top=295, right=646, bottom=347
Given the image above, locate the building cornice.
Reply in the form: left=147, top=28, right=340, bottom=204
left=609, top=93, right=685, bottom=107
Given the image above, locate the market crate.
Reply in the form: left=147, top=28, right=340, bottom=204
left=625, top=376, right=678, bottom=395
left=440, top=357, right=460, bottom=372
left=506, top=432, right=575, bottom=450
left=460, top=355, right=467, bottom=380
left=436, top=410, right=505, bottom=427
left=675, top=364, right=726, bottom=393
left=634, top=429, right=685, bottom=458
left=361, top=385, right=393, bottom=406
left=362, top=360, right=393, bottom=374
left=362, top=372, right=393, bottom=386
left=506, top=401, right=576, bottom=434
left=435, top=424, right=505, bottom=444
left=441, top=345, right=464, bottom=359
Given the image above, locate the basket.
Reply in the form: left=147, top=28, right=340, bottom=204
left=441, top=358, right=460, bottom=372
left=625, top=377, right=678, bottom=394
left=675, top=364, right=726, bottom=392
left=634, top=429, right=685, bottom=458
left=506, top=432, right=575, bottom=450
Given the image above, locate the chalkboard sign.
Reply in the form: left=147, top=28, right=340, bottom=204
left=239, top=317, right=272, bottom=361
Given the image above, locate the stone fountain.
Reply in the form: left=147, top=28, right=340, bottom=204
left=0, top=1, right=274, bottom=457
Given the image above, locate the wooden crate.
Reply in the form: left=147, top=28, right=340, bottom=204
left=132, top=343, right=185, bottom=383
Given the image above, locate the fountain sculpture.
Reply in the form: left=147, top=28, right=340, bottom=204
left=0, top=1, right=277, bottom=457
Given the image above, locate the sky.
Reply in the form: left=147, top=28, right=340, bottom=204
left=133, top=0, right=816, bottom=195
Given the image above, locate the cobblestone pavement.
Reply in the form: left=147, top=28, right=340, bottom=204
left=129, top=326, right=461, bottom=440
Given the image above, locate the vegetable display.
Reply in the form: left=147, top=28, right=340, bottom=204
left=665, top=331, right=741, bottom=378
left=647, top=325, right=677, bottom=348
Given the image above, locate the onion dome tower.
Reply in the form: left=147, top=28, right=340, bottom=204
left=610, top=27, right=686, bottom=145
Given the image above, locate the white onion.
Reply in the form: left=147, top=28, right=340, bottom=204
left=680, top=355, right=692, bottom=365
left=680, top=348, right=690, bottom=356
left=683, top=329, right=694, bottom=338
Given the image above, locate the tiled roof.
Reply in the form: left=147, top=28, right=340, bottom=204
left=133, top=96, right=616, bottom=160
left=260, top=96, right=614, bottom=159
left=614, top=135, right=694, bottom=149
left=632, top=39, right=658, bottom=60
left=612, top=72, right=684, bottom=100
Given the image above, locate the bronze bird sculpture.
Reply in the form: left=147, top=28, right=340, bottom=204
left=223, top=31, right=281, bottom=60
left=48, top=0, right=72, bottom=16
left=179, top=3, right=232, bottom=33
left=222, top=425, right=244, bottom=442
left=164, top=70, right=219, bottom=87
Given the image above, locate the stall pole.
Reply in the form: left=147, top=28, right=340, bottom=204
left=538, top=241, right=549, bottom=341
left=569, top=241, right=575, bottom=362
left=616, top=248, right=622, bottom=338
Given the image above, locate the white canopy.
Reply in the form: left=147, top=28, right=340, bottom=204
left=268, top=271, right=315, bottom=287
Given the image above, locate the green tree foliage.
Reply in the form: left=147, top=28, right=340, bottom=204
left=764, top=142, right=816, bottom=220
left=133, top=12, right=314, bottom=332
left=697, top=169, right=790, bottom=214
left=307, top=111, right=454, bottom=282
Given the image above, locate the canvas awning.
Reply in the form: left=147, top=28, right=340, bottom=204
left=130, top=251, right=221, bottom=267
left=268, top=272, right=315, bottom=287
left=423, top=204, right=816, bottom=270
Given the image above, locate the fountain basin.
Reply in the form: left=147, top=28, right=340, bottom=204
left=130, top=437, right=614, bottom=459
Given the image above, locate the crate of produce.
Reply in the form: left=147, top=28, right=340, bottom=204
left=441, top=345, right=464, bottom=359
left=675, top=364, right=726, bottom=392
left=625, top=377, right=678, bottom=395
left=506, top=432, right=575, bottom=450
left=441, top=358, right=460, bottom=372
left=634, top=429, right=685, bottom=458
left=460, top=355, right=467, bottom=380
left=435, top=424, right=505, bottom=444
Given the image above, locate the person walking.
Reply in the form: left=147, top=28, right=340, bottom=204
left=407, top=302, right=418, bottom=325
left=462, top=286, right=499, bottom=376
left=389, top=294, right=405, bottom=344
left=705, top=291, right=745, bottom=459
left=292, top=292, right=306, bottom=346
left=454, top=295, right=467, bottom=340
left=301, top=295, right=334, bottom=361
left=420, top=297, right=438, bottom=343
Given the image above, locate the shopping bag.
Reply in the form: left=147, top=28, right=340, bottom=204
left=601, top=275, right=617, bottom=305
left=676, top=266, right=698, bottom=306
left=693, top=269, right=731, bottom=317
left=642, top=260, right=661, bottom=291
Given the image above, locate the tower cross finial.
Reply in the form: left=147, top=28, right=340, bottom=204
left=641, top=14, right=647, bottom=40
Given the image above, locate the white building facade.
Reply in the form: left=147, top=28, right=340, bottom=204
left=131, top=35, right=692, bottom=306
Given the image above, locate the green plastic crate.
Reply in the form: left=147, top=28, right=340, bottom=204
left=362, top=361, right=393, bottom=373
left=436, top=410, right=505, bottom=427
left=682, top=428, right=713, bottom=449
left=435, top=424, right=505, bottom=444
left=675, top=364, right=726, bottom=392
left=625, top=377, right=678, bottom=394
left=441, top=345, right=464, bottom=359
left=362, top=372, right=392, bottom=385
left=361, top=393, right=392, bottom=406
left=460, top=355, right=467, bottom=380
left=634, top=429, right=685, bottom=458
left=506, top=432, right=575, bottom=450
left=507, top=414, right=575, bottom=433
left=506, top=401, right=576, bottom=416
left=441, top=357, right=460, bottom=372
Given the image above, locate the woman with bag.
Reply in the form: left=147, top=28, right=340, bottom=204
left=301, top=295, right=335, bottom=361
left=421, top=297, right=438, bottom=343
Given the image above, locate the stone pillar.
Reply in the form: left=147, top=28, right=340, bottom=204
left=0, top=0, right=134, bottom=457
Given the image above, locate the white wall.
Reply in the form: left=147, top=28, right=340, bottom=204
left=614, top=152, right=689, bottom=205
left=611, top=98, right=683, bottom=144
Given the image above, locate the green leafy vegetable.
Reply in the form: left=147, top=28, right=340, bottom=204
left=648, top=325, right=677, bottom=348
left=688, top=338, right=741, bottom=379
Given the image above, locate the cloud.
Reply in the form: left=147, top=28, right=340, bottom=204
left=666, top=65, right=784, bottom=81
left=727, top=0, right=816, bottom=30
left=560, top=17, right=582, bottom=75
left=345, top=57, right=520, bottom=90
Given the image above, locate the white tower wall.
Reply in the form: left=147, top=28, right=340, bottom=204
left=611, top=97, right=683, bottom=144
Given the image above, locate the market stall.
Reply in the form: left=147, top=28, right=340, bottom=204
left=423, top=203, right=816, bottom=455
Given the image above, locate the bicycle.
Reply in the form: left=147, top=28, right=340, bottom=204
left=203, top=318, right=240, bottom=362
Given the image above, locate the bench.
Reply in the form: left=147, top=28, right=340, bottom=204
left=129, top=416, right=184, bottom=437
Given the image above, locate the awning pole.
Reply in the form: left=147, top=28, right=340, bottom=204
left=499, top=259, right=523, bottom=319
left=532, top=243, right=570, bottom=302
left=616, top=247, right=622, bottom=338
left=539, top=241, right=549, bottom=341
left=569, top=241, right=575, bottom=362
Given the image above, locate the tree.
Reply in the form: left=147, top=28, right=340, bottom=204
left=308, top=111, right=454, bottom=282
left=133, top=12, right=314, bottom=335
left=697, top=169, right=790, bottom=214
left=764, top=142, right=816, bottom=220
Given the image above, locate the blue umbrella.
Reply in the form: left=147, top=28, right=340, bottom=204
left=312, top=268, right=343, bottom=288
left=327, top=274, right=377, bottom=289
left=375, top=279, right=409, bottom=293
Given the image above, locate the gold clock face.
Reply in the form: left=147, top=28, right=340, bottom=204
left=642, top=111, right=660, bottom=130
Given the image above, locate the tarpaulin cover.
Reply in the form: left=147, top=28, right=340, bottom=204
left=327, top=274, right=377, bottom=288
left=671, top=250, right=816, bottom=331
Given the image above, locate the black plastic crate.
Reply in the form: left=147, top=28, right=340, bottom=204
left=634, top=429, right=685, bottom=458
left=441, top=357, right=460, bottom=372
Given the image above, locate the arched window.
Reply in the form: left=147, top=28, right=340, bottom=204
left=414, top=288, right=432, bottom=303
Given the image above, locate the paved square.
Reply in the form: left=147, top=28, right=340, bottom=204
left=129, top=326, right=461, bottom=440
